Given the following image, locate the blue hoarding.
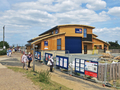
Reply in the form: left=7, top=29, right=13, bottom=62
left=75, top=58, right=85, bottom=74
left=37, top=52, right=41, bottom=60
left=45, top=53, right=53, bottom=61
left=56, top=55, right=69, bottom=70
left=75, top=28, right=82, bottom=33
left=35, top=51, right=41, bottom=60
left=75, top=58, right=98, bottom=78
left=35, top=51, right=38, bottom=59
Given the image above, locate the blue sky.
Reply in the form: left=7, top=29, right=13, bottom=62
left=0, top=0, right=120, bottom=46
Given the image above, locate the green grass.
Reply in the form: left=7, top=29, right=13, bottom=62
left=7, top=66, right=72, bottom=90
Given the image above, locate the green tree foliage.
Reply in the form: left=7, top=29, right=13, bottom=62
left=109, top=41, right=120, bottom=49
left=0, top=41, right=9, bottom=49
left=0, top=49, right=7, bottom=55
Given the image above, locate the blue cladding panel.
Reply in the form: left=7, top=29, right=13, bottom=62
left=65, top=37, right=82, bottom=53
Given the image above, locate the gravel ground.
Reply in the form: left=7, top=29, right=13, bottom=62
left=0, top=68, right=40, bottom=90
left=0, top=53, right=40, bottom=90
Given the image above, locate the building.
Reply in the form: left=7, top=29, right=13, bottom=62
left=25, top=24, right=109, bottom=54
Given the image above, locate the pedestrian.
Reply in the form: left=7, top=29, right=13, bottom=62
left=49, top=56, right=54, bottom=72
left=7, top=49, right=9, bottom=56
left=27, top=52, right=32, bottom=68
left=8, top=48, right=12, bottom=57
left=21, top=52, right=28, bottom=70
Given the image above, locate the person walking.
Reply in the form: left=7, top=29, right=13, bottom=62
left=21, top=52, right=28, bottom=70
left=49, top=56, right=54, bottom=72
left=27, top=52, right=32, bottom=68
left=7, top=49, right=9, bottom=56
left=8, top=48, right=12, bottom=57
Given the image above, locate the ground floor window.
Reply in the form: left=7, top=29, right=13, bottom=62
left=94, top=45, right=102, bottom=49
left=57, top=39, right=61, bottom=50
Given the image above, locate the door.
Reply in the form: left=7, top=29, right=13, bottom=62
left=84, top=45, right=87, bottom=54
left=65, top=37, right=82, bottom=53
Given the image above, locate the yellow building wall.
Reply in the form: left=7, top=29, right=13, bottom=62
left=93, top=39, right=104, bottom=49
left=82, top=42, right=93, bottom=50
left=41, top=34, right=65, bottom=50
left=59, top=26, right=93, bottom=37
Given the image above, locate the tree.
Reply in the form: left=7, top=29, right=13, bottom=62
left=0, top=41, right=9, bottom=49
left=109, top=41, right=120, bottom=49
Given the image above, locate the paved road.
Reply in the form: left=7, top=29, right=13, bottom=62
left=0, top=53, right=114, bottom=90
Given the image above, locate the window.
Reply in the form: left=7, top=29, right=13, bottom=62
left=55, top=29, right=58, bottom=34
left=52, top=31, right=54, bottom=35
left=57, top=39, right=61, bottom=50
left=84, top=29, right=87, bottom=38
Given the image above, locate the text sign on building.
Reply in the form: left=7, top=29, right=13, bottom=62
left=56, top=55, right=69, bottom=70
left=75, top=58, right=85, bottom=74
left=44, top=41, right=48, bottom=49
left=85, top=60, right=98, bottom=78
left=75, top=28, right=82, bottom=33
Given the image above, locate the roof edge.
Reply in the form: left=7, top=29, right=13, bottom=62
left=93, top=37, right=110, bottom=45
left=58, top=24, right=95, bottom=29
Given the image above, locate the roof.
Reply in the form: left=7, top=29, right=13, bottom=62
left=92, top=33, right=98, bottom=37
left=39, top=26, right=58, bottom=36
left=27, top=33, right=50, bottom=43
left=83, top=41, right=94, bottom=44
left=58, top=24, right=95, bottom=29
left=39, top=24, right=95, bottom=36
left=25, top=43, right=31, bottom=46
left=93, top=37, right=110, bottom=45
left=27, top=39, right=33, bottom=42
left=32, top=32, right=66, bottom=44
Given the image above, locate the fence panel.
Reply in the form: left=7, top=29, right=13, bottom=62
left=109, top=49, right=120, bottom=53
left=98, top=63, right=120, bottom=81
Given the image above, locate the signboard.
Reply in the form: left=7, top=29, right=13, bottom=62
left=56, top=55, right=69, bottom=70
left=75, top=28, right=82, bottom=33
left=85, top=60, right=98, bottom=78
left=44, top=41, right=48, bottom=49
left=75, top=58, right=85, bottom=74
left=35, top=51, right=38, bottom=59
left=35, top=51, right=41, bottom=60
left=45, top=53, right=53, bottom=61
left=37, top=52, right=41, bottom=60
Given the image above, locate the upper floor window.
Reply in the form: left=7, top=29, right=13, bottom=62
left=55, top=29, right=59, bottom=34
left=84, top=29, right=87, bottom=38
left=57, top=39, right=61, bottom=50
left=52, top=31, right=54, bottom=35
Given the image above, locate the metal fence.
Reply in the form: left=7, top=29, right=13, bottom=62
left=98, top=62, right=120, bottom=81
left=109, top=49, right=120, bottom=53
left=25, top=48, right=120, bottom=86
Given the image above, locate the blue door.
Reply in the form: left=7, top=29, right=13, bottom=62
left=65, top=37, right=82, bottom=53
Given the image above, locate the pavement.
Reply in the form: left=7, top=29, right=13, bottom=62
left=0, top=54, right=40, bottom=90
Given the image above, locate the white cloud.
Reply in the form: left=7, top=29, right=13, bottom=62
left=0, top=0, right=113, bottom=45
left=108, top=7, right=120, bottom=17
left=93, top=27, right=120, bottom=32
left=86, top=0, right=106, bottom=10
left=93, top=27, right=120, bottom=43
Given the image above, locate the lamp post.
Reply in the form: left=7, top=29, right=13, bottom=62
left=3, top=25, right=5, bottom=49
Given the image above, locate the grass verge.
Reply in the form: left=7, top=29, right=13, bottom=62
left=7, top=66, right=72, bottom=90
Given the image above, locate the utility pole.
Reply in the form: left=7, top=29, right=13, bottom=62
left=3, top=25, right=5, bottom=49
left=33, top=44, right=35, bottom=71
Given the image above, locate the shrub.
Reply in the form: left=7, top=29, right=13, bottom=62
left=39, top=69, right=51, bottom=84
left=0, top=49, right=7, bottom=55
